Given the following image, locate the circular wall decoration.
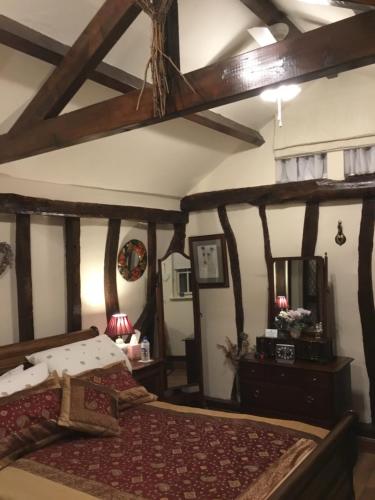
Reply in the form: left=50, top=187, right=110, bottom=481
left=0, top=242, right=13, bottom=277
left=118, top=239, right=147, bottom=282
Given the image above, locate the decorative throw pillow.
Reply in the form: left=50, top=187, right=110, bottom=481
left=58, top=374, right=120, bottom=437
left=0, top=372, right=65, bottom=470
left=77, top=361, right=157, bottom=410
left=0, top=363, right=49, bottom=398
left=26, top=334, right=132, bottom=376
left=0, top=364, right=24, bottom=379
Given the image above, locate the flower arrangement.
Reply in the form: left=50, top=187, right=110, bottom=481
left=217, top=333, right=250, bottom=369
left=275, top=308, right=312, bottom=332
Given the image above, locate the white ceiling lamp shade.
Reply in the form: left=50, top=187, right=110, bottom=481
left=261, top=85, right=301, bottom=127
left=298, top=0, right=331, bottom=5
left=248, top=25, right=301, bottom=127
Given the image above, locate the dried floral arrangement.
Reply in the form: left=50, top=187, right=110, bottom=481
left=217, top=332, right=250, bottom=370
left=136, top=0, right=195, bottom=117
left=0, top=242, right=13, bottom=277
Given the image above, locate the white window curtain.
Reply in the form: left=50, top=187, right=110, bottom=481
left=344, top=146, right=375, bottom=177
left=276, top=154, right=327, bottom=183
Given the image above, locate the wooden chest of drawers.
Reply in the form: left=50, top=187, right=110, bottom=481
left=239, top=355, right=353, bottom=428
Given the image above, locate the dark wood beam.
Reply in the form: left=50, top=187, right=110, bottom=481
left=345, top=0, right=375, bottom=5
left=301, top=201, right=320, bottom=257
left=240, top=0, right=301, bottom=37
left=104, top=219, right=121, bottom=322
left=64, top=217, right=82, bottom=331
left=185, top=111, right=265, bottom=147
left=10, top=0, right=141, bottom=132
left=258, top=206, right=274, bottom=328
left=218, top=207, right=244, bottom=347
left=0, top=193, right=187, bottom=224
left=15, top=214, right=34, bottom=341
left=181, top=179, right=375, bottom=212
left=0, top=15, right=143, bottom=94
left=0, top=14, right=263, bottom=147
left=1, top=11, right=375, bottom=163
left=358, top=198, right=375, bottom=421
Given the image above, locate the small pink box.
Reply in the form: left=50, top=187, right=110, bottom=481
left=127, top=344, right=141, bottom=360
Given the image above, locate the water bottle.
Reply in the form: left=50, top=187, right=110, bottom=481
left=140, top=337, right=150, bottom=362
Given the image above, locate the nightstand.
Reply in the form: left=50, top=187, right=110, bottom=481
left=131, top=359, right=165, bottom=398
left=239, top=355, right=353, bottom=428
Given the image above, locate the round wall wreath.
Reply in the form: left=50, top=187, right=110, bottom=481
left=0, top=242, right=13, bottom=277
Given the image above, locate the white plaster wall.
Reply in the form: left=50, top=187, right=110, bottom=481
left=187, top=72, right=375, bottom=422
left=0, top=176, right=175, bottom=346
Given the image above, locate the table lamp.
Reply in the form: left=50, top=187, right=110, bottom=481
left=275, top=295, right=288, bottom=310
left=106, top=313, right=134, bottom=349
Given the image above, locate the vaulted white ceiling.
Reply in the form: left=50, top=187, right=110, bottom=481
left=0, top=0, right=361, bottom=197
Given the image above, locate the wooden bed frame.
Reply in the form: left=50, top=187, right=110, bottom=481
left=0, top=327, right=357, bottom=500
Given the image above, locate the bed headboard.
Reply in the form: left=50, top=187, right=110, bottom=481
left=0, top=326, right=99, bottom=375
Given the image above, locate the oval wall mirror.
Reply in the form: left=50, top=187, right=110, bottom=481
left=118, top=239, right=147, bottom=282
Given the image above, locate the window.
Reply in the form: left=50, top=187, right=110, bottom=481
left=344, top=146, right=375, bottom=177
left=276, top=153, right=327, bottom=183
left=174, top=268, right=192, bottom=298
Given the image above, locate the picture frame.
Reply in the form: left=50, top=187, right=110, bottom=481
left=188, top=234, right=229, bottom=288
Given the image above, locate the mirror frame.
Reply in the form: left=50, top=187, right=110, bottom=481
left=156, top=250, right=204, bottom=399
left=268, top=255, right=329, bottom=336
left=117, top=239, right=147, bottom=282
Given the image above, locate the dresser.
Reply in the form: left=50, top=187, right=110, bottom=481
left=131, top=359, right=165, bottom=398
left=239, top=355, right=353, bottom=428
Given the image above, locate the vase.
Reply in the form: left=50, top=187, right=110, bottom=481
left=290, top=328, right=302, bottom=339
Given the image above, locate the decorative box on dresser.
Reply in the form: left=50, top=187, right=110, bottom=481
left=131, top=359, right=165, bottom=398
left=239, top=355, right=353, bottom=428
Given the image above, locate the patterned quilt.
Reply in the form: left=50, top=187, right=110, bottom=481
left=2, top=403, right=323, bottom=500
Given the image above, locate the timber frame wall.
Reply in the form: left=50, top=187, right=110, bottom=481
left=0, top=193, right=188, bottom=344
left=182, top=177, right=375, bottom=424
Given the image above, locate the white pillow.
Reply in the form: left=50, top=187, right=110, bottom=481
left=26, top=334, right=132, bottom=376
left=0, top=363, right=49, bottom=398
left=0, top=364, right=24, bottom=379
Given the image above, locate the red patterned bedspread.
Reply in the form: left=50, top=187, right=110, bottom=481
left=12, top=404, right=320, bottom=499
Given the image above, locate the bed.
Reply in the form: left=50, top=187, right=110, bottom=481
left=0, top=328, right=357, bottom=500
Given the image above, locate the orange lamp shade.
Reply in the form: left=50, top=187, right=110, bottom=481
left=106, top=313, right=134, bottom=338
left=275, top=295, right=288, bottom=309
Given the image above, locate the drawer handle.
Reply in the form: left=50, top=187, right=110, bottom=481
left=306, top=395, right=315, bottom=404
left=250, top=369, right=256, bottom=374
left=312, top=376, right=319, bottom=383
left=253, top=389, right=260, bottom=399
left=280, top=372, right=286, bottom=378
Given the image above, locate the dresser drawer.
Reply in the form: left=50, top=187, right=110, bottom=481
left=240, top=381, right=302, bottom=413
left=299, top=370, right=331, bottom=390
left=239, top=363, right=265, bottom=381
left=298, top=389, right=332, bottom=418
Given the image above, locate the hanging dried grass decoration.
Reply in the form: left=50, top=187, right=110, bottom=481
left=0, top=242, right=13, bottom=277
left=136, top=0, right=196, bottom=117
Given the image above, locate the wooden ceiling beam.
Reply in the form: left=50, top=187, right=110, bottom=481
left=0, top=15, right=144, bottom=94
left=10, top=0, right=141, bottom=133
left=1, top=10, right=374, bottom=164
left=0, top=15, right=264, bottom=148
left=181, top=179, right=375, bottom=212
left=240, top=0, right=301, bottom=37
left=0, top=193, right=187, bottom=224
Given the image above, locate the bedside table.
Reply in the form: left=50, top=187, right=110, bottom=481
left=239, top=355, right=353, bottom=428
left=131, top=359, right=165, bottom=398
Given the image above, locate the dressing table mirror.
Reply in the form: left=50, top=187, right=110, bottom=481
left=260, top=254, right=332, bottom=362
left=157, top=251, right=203, bottom=404
left=271, top=255, right=327, bottom=333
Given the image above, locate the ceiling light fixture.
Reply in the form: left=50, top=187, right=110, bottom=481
left=298, top=0, right=331, bottom=5
left=260, top=85, right=301, bottom=127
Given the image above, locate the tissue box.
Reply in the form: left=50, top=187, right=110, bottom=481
left=127, top=343, right=141, bottom=360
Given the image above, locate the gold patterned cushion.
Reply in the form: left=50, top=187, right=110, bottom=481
left=0, top=372, right=65, bottom=470
left=58, top=374, right=120, bottom=437
left=76, top=361, right=157, bottom=410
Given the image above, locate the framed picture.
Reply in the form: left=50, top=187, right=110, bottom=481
left=189, top=234, right=229, bottom=288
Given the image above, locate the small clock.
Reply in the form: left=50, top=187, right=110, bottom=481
left=275, top=344, right=295, bottom=364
